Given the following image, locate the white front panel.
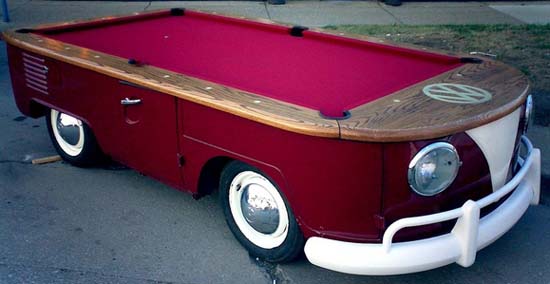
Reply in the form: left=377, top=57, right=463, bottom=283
left=466, top=108, right=521, bottom=191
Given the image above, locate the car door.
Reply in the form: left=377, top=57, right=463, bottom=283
left=102, top=80, right=182, bottom=188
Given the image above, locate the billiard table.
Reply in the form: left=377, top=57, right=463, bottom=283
left=2, top=8, right=541, bottom=275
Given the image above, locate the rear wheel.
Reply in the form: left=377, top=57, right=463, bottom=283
left=46, top=109, right=104, bottom=167
left=220, top=161, right=304, bottom=262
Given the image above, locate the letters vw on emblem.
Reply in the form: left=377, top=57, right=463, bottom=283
left=422, top=83, right=492, bottom=104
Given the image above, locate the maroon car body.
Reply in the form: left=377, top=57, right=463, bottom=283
left=3, top=8, right=541, bottom=275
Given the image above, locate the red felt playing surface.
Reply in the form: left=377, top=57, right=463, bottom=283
left=40, top=11, right=462, bottom=117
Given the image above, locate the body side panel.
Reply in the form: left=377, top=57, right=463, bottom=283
left=179, top=100, right=384, bottom=241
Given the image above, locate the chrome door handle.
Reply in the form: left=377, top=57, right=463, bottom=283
left=121, top=98, right=142, bottom=105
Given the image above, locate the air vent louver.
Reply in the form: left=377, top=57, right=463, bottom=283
left=22, top=52, right=49, bottom=95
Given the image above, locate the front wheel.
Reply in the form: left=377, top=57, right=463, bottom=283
left=46, top=109, right=104, bottom=167
left=220, top=161, right=304, bottom=262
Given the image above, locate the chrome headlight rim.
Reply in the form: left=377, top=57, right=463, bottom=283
left=523, top=94, right=533, bottom=134
left=408, top=142, right=461, bottom=197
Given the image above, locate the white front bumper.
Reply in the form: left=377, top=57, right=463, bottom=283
left=304, top=136, right=541, bottom=276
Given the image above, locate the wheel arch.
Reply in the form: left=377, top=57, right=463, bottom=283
left=195, top=155, right=296, bottom=214
left=32, top=100, right=94, bottom=129
left=217, top=159, right=305, bottom=261
left=27, top=99, right=49, bottom=118
left=196, top=156, right=234, bottom=198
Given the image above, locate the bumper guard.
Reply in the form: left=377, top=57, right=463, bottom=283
left=304, top=136, right=541, bottom=275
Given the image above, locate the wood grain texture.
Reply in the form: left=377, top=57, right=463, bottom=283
left=2, top=30, right=340, bottom=138
left=340, top=60, right=529, bottom=142
left=2, top=9, right=530, bottom=142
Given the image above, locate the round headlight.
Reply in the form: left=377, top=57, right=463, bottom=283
left=524, top=95, right=533, bottom=133
left=408, top=142, right=461, bottom=196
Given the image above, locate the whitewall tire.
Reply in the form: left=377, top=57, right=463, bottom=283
left=220, top=161, right=304, bottom=262
left=46, top=109, right=104, bottom=167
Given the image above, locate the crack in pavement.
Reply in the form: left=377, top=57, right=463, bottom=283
left=377, top=1, right=403, bottom=24
left=263, top=2, right=272, bottom=20
left=143, top=1, right=152, bottom=11
left=250, top=256, right=292, bottom=284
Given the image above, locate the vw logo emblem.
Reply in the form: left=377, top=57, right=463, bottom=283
left=422, top=83, right=492, bottom=104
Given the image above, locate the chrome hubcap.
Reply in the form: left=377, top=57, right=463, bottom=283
left=229, top=171, right=289, bottom=249
left=50, top=110, right=85, bottom=157
left=240, top=183, right=280, bottom=234
left=56, top=113, right=82, bottom=146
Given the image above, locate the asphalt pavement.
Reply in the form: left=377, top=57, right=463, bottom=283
left=1, top=1, right=550, bottom=283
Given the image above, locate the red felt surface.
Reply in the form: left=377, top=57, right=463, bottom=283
left=41, top=11, right=462, bottom=116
